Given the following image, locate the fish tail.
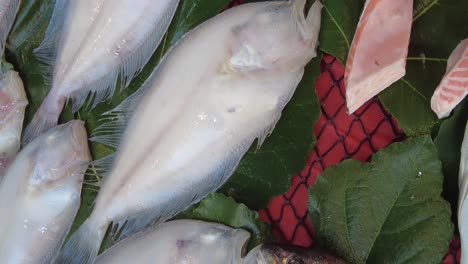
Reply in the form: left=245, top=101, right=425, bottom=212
left=54, top=218, right=106, bottom=264
left=22, top=94, right=65, bottom=145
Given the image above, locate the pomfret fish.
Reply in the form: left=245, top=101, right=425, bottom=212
left=458, top=122, right=468, bottom=263
left=22, top=0, right=180, bottom=143
left=57, top=1, right=322, bottom=263
left=0, top=70, right=27, bottom=176
left=0, top=120, right=90, bottom=264
left=95, top=220, right=348, bottom=264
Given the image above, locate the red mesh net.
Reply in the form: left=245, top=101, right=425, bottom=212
left=223, top=1, right=459, bottom=262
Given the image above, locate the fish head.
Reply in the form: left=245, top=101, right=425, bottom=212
left=228, top=0, right=322, bottom=74
left=243, top=244, right=349, bottom=264
left=29, top=120, right=90, bottom=189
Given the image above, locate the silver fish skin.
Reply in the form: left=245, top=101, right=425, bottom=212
left=0, top=120, right=90, bottom=264
left=22, top=0, right=180, bottom=143
left=0, top=0, right=21, bottom=56
left=57, top=1, right=322, bottom=263
left=458, top=122, right=468, bottom=263
left=95, top=220, right=250, bottom=264
left=0, top=70, right=27, bottom=177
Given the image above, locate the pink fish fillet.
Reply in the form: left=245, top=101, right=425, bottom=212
left=344, top=0, right=413, bottom=114
left=431, top=39, right=468, bottom=118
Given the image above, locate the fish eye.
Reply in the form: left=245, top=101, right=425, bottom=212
left=286, top=255, right=305, bottom=264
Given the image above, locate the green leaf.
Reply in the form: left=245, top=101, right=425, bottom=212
left=179, top=193, right=275, bottom=250
left=318, top=0, right=364, bottom=62
left=221, top=52, right=322, bottom=209
left=318, top=0, right=468, bottom=136
left=435, top=98, right=468, bottom=227
left=380, top=0, right=468, bottom=136
left=308, top=137, right=453, bottom=264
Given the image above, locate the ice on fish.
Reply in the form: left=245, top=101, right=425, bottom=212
left=22, top=0, right=180, bottom=143
left=0, top=120, right=90, bottom=264
left=344, top=0, right=413, bottom=114
left=56, top=1, right=322, bottom=263
left=0, top=0, right=21, bottom=57
left=431, top=39, right=468, bottom=118
left=0, top=70, right=27, bottom=177
left=95, top=220, right=250, bottom=264
left=95, top=220, right=348, bottom=264
left=458, top=121, right=468, bottom=264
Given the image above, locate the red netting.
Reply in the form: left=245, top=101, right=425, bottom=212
left=258, top=54, right=405, bottom=246
left=223, top=1, right=459, bottom=263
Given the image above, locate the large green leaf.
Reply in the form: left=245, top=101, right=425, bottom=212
left=435, top=98, right=468, bottom=227
left=308, top=137, right=453, bottom=264
left=178, top=193, right=275, bottom=250
left=317, top=0, right=468, bottom=136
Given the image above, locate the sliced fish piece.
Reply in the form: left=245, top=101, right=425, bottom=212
left=95, top=220, right=250, bottom=264
left=0, top=0, right=21, bottom=57
left=431, top=39, right=468, bottom=118
left=345, top=0, right=413, bottom=114
left=0, top=70, right=27, bottom=177
left=0, top=120, right=90, bottom=264
left=22, top=0, right=180, bottom=143
left=56, top=1, right=322, bottom=263
left=459, top=121, right=468, bottom=264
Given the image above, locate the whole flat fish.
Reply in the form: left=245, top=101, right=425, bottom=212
left=0, top=70, right=27, bottom=176
left=458, top=121, right=468, bottom=263
left=0, top=0, right=21, bottom=57
left=0, top=120, right=90, bottom=264
left=344, top=0, right=413, bottom=114
left=431, top=39, right=468, bottom=118
left=95, top=220, right=348, bottom=264
left=22, top=0, right=180, bottom=143
left=57, top=1, right=322, bottom=263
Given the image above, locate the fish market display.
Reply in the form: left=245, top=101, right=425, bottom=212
left=431, top=39, right=468, bottom=118
left=0, top=70, right=27, bottom=177
left=57, top=1, right=322, bottom=263
left=344, top=0, right=413, bottom=114
left=23, top=0, right=180, bottom=143
left=0, top=121, right=90, bottom=264
left=0, top=0, right=21, bottom=57
left=458, top=122, right=468, bottom=263
left=95, top=220, right=348, bottom=264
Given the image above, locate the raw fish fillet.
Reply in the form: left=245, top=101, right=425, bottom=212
left=0, top=70, right=27, bottom=177
left=431, top=39, right=468, bottom=118
left=0, top=0, right=21, bottom=57
left=22, top=0, right=180, bottom=143
left=0, top=121, right=90, bottom=264
left=344, top=0, right=413, bottom=114
left=56, top=1, right=322, bottom=263
left=459, top=122, right=468, bottom=264
left=95, top=220, right=348, bottom=264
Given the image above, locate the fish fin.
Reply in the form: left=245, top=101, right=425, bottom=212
left=69, top=0, right=179, bottom=112
left=459, top=121, right=468, bottom=263
left=54, top=218, right=105, bottom=264
left=0, top=0, right=21, bottom=54
left=33, top=0, right=69, bottom=85
left=111, top=140, right=253, bottom=242
left=256, top=113, right=281, bottom=149
left=304, top=1, right=323, bottom=44
left=22, top=94, right=65, bottom=145
left=86, top=154, right=116, bottom=179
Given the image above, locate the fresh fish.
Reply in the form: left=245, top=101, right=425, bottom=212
left=0, top=0, right=21, bottom=57
left=0, top=70, right=27, bottom=176
left=95, top=220, right=250, bottom=264
left=431, top=39, right=468, bottom=118
left=95, top=220, right=348, bottom=264
left=458, top=121, right=468, bottom=263
left=22, top=0, right=180, bottom=143
left=0, top=120, right=90, bottom=264
left=344, top=0, right=413, bottom=114
left=56, top=1, right=322, bottom=263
